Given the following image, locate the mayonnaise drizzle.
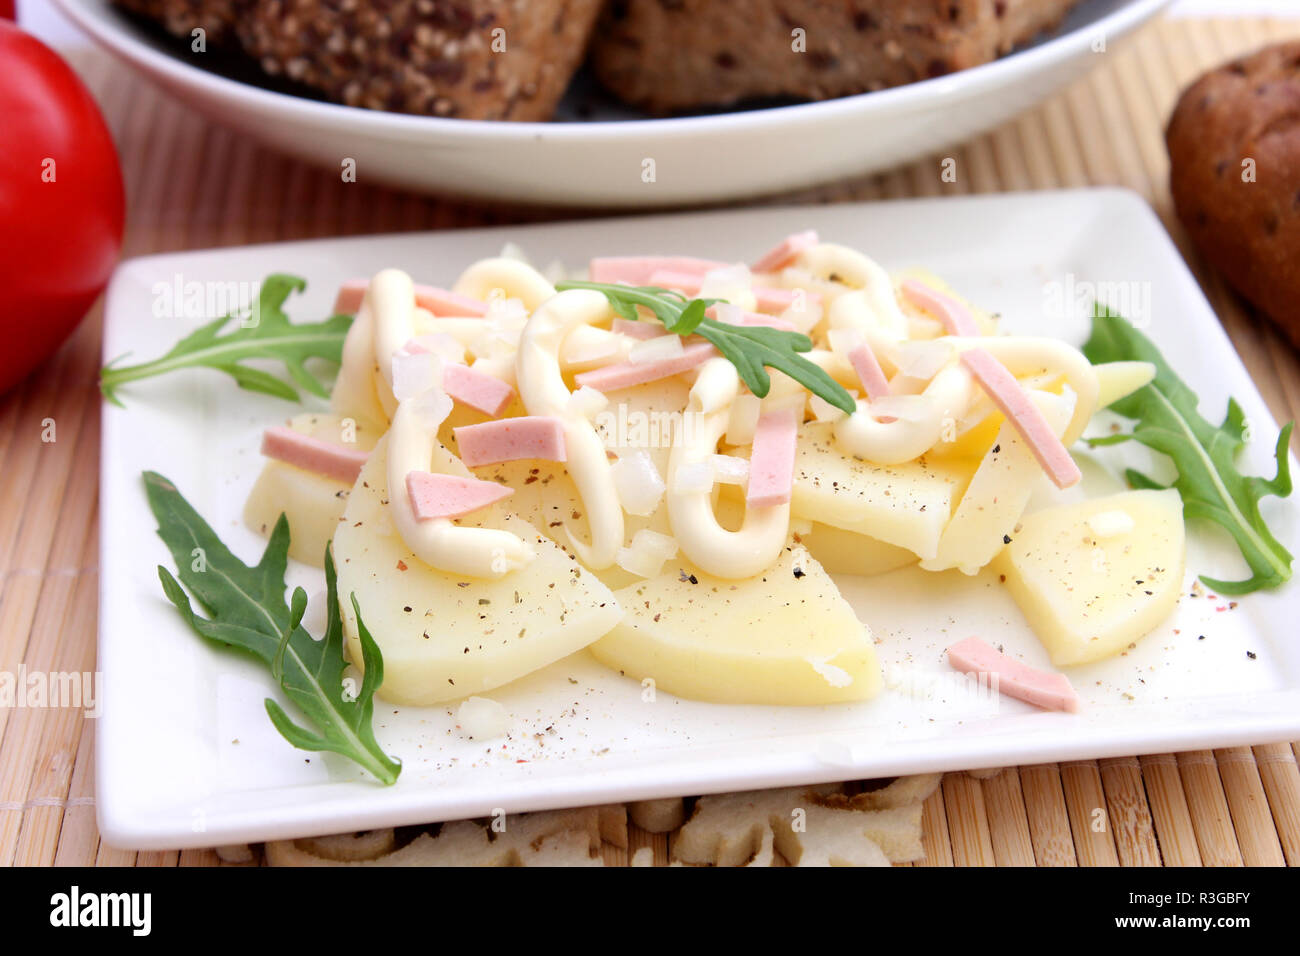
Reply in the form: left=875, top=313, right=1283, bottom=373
left=371, top=269, right=418, bottom=395
left=789, top=245, right=1100, bottom=464
left=330, top=300, right=388, bottom=428
left=386, top=394, right=535, bottom=579
left=952, top=336, right=1099, bottom=445
left=452, top=257, right=556, bottom=311
left=833, top=362, right=974, bottom=464
left=345, top=245, right=1102, bottom=583
left=797, top=243, right=910, bottom=336
left=830, top=335, right=1099, bottom=465
left=667, top=358, right=789, bottom=579
left=371, top=267, right=533, bottom=577
left=515, top=289, right=625, bottom=570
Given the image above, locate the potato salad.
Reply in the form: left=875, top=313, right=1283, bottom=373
left=241, top=234, right=1185, bottom=711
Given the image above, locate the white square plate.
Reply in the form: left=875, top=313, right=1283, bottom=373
left=98, top=189, right=1300, bottom=849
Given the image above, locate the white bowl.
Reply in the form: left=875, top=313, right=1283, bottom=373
left=56, top=0, right=1170, bottom=207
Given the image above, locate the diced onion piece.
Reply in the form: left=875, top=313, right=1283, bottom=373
left=611, top=449, right=666, bottom=516
left=498, top=242, right=529, bottom=263
left=406, top=331, right=465, bottom=366
left=1087, top=510, right=1136, bottom=539
left=809, top=393, right=850, bottom=423
left=761, top=389, right=807, bottom=417
left=469, top=326, right=517, bottom=361
left=615, top=529, right=679, bottom=579
left=484, top=295, right=528, bottom=325
left=632, top=528, right=678, bottom=561
left=456, top=696, right=512, bottom=740
left=710, top=454, right=750, bottom=486
left=699, top=263, right=753, bottom=305
left=567, top=385, right=609, bottom=420
left=628, top=332, right=685, bottom=365
left=391, top=350, right=443, bottom=402
left=827, top=327, right=865, bottom=355
left=615, top=547, right=661, bottom=579
left=779, top=300, right=822, bottom=333
left=470, top=297, right=527, bottom=359
left=724, top=393, right=762, bottom=446
left=710, top=301, right=746, bottom=326
left=409, top=388, right=453, bottom=432
left=672, top=460, right=714, bottom=495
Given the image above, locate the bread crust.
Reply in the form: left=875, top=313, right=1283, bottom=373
left=1167, top=41, right=1300, bottom=342
left=590, top=0, right=1084, bottom=114
left=115, top=0, right=238, bottom=43
left=115, top=0, right=604, bottom=120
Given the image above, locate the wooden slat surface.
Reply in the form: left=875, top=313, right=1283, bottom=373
left=1, top=13, right=1298, bottom=866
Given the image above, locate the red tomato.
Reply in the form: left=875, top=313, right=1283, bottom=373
left=0, top=20, right=125, bottom=392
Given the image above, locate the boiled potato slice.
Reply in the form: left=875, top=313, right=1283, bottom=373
left=330, top=305, right=389, bottom=431
left=994, top=489, right=1185, bottom=666
left=925, top=412, right=1002, bottom=461
left=921, top=389, right=1074, bottom=575
left=1095, top=361, right=1156, bottom=408
left=333, top=436, right=623, bottom=705
left=799, top=521, right=917, bottom=577
left=591, top=544, right=882, bottom=705
left=594, top=377, right=692, bottom=476
left=243, top=413, right=380, bottom=567
left=470, top=457, right=671, bottom=592
left=792, top=422, right=974, bottom=560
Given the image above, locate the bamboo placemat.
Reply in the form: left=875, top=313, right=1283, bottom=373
left=2, top=13, right=1299, bottom=867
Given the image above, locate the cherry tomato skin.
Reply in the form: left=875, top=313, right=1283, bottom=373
left=0, top=20, right=125, bottom=392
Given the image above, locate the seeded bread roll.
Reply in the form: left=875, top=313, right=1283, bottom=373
left=1167, top=41, right=1300, bottom=345
left=590, top=0, right=1084, bottom=114
left=116, top=0, right=604, bottom=120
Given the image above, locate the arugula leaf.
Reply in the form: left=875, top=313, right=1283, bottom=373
left=144, top=471, right=400, bottom=784
left=1082, top=307, right=1294, bottom=595
left=557, top=280, right=856, bottom=413
left=101, top=275, right=352, bottom=406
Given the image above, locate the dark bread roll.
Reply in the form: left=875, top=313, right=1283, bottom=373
left=115, top=0, right=604, bottom=120
left=590, top=0, right=1084, bottom=115
left=1167, top=41, right=1300, bottom=344
left=236, top=0, right=604, bottom=120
